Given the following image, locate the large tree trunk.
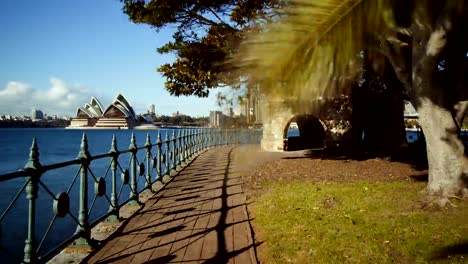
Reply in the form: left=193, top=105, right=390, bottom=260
left=417, top=98, right=468, bottom=199
left=409, top=2, right=468, bottom=202
left=383, top=1, right=468, bottom=202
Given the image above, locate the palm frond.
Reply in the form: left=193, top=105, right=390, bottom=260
left=235, top=0, right=392, bottom=100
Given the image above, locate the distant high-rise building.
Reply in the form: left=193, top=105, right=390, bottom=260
left=244, top=83, right=266, bottom=124
left=148, top=104, right=155, bottom=115
left=31, top=109, right=44, bottom=120
left=209, top=111, right=224, bottom=127
left=222, top=107, right=234, bottom=117
left=239, top=97, right=248, bottom=117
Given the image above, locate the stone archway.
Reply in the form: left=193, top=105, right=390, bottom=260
left=260, top=98, right=326, bottom=151
left=260, top=96, right=353, bottom=152
left=283, top=114, right=326, bottom=151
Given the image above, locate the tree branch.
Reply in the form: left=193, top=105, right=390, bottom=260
left=380, top=32, right=413, bottom=94
left=187, top=10, right=219, bottom=26
left=454, top=101, right=468, bottom=128
left=207, top=7, right=226, bottom=24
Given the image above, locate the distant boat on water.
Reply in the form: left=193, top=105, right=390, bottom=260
left=134, top=124, right=159, bottom=130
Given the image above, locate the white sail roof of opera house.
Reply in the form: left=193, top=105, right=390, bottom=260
left=76, top=96, right=104, bottom=118
left=102, top=93, right=136, bottom=120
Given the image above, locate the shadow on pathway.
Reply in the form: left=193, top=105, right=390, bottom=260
left=83, top=146, right=258, bottom=264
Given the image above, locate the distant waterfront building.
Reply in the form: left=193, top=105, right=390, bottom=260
left=222, top=107, right=234, bottom=118
left=31, top=109, right=44, bottom=121
left=240, top=97, right=248, bottom=117
left=69, top=97, right=104, bottom=128
left=76, top=97, right=104, bottom=118
left=250, top=85, right=266, bottom=124
left=142, top=114, right=154, bottom=123
left=68, top=94, right=137, bottom=129
left=234, top=104, right=242, bottom=116
left=240, top=84, right=267, bottom=125
left=148, top=104, right=155, bottom=115
left=209, top=111, right=224, bottom=127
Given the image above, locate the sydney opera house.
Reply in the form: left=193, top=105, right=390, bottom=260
left=68, top=94, right=137, bottom=129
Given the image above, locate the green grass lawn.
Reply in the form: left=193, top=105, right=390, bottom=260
left=252, top=181, right=468, bottom=263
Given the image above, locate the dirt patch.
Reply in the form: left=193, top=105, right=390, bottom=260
left=321, top=194, right=339, bottom=209
left=232, top=145, right=428, bottom=198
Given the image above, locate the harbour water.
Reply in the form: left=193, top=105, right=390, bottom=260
left=0, top=128, right=176, bottom=174
left=0, top=128, right=182, bottom=262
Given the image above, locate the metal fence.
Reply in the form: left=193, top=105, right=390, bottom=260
left=0, top=128, right=261, bottom=263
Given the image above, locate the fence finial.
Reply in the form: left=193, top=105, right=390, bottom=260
left=24, top=137, right=42, bottom=170
left=130, top=132, right=137, bottom=149
left=78, top=133, right=90, bottom=160
left=110, top=134, right=118, bottom=153
left=145, top=132, right=151, bottom=147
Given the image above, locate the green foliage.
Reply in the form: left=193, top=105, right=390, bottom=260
left=121, top=0, right=281, bottom=97
left=237, top=0, right=391, bottom=99
left=254, top=181, right=468, bottom=263
left=237, top=0, right=468, bottom=102
left=222, top=115, right=248, bottom=128
left=153, top=114, right=209, bottom=126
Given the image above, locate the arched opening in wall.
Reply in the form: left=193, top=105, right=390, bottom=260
left=461, top=109, right=468, bottom=149
left=283, top=115, right=326, bottom=151
left=403, top=100, right=423, bottom=144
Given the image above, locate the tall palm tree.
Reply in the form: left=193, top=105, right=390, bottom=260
left=236, top=0, right=468, bottom=205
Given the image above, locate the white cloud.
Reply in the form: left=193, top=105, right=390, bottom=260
left=0, top=78, right=96, bottom=116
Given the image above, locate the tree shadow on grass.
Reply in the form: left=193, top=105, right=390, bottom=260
left=430, top=240, right=468, bottom=261
left=282, top=141, right=429, bottom=172
left=408, top=173, right=428, bottom=182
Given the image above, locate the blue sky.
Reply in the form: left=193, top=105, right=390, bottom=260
left=0, top=0, right=222, bottom=117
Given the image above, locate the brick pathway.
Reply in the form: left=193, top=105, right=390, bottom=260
left=85, top=146, right=257, bottom=264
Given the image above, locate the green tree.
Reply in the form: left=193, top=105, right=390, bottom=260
left=238, top=0, right=468, bottom=204
left=351, top=50, right=406, bottom=153
left=169, top=114, right=194, bottom=125
left=158, top=115, right=171, bottom=123
left=120, top=0, right=281, bottom=97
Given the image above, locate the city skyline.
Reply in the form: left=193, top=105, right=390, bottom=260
left=0, top=1, right=223, bottom=117
left=0, top=103, right=210, bottom=119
